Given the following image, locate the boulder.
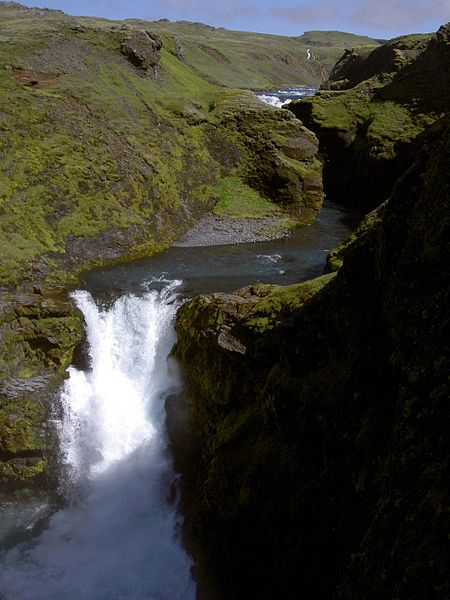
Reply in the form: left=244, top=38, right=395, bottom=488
left=120, top=30, right=163, bottom=72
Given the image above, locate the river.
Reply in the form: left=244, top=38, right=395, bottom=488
left=0, top=201, right=358, bottom=600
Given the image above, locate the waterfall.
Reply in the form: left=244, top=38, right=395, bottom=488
left=0, top=282, right=195, bottom=600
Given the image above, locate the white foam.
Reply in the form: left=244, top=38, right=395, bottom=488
left=0, top=283, right=195, bottom=600
left=256, top=94, right=287, bottom=108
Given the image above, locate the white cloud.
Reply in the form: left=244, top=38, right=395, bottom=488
left=353, top=0, right=450, bottom=30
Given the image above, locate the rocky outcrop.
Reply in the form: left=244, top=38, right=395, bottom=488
left=288, top=24, right=450, bottom=212
left=208, top=91, right=323, bottom=223
left=0, top=288, right=82, bottom=492
left=324, top=33, right=430, bottom=90
left=172, top=115, right=450, bottom=599
left=120, top=30, right=163, bottom=75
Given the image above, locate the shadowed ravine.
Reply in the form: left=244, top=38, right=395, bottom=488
left=0, top=202, right=357, bottom=599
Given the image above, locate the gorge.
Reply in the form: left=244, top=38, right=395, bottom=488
left=0, top=3, right=449, bottom=600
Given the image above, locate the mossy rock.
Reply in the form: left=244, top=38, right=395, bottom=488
left=171, top=115, right=450, bottom=600
left=288, top=25, right=449, bottom=212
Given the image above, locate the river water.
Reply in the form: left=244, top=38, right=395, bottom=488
left=256, top=86, right=317, bottom=108
left=0, top=201, right=358, bottom=600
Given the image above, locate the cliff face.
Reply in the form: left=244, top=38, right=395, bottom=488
left=172, top=115, right=450, bottom=599
left=0, top=4, right=324, bottom=491
left=288, top=24, right=450, bottom=213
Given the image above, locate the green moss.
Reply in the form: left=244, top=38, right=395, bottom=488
left=0, top=458, right=47, bottom=484
left=0, top=398, right=46, bottom=456
left=213, top=177, right=280, bottom=218
left=245, top=273, right=336, bottom=332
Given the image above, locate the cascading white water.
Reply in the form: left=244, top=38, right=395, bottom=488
left=256, top=94, right=291, bottom=108
left=256, top=87, right=317, bottom=108
left=0, top=281, right=195, bottom=600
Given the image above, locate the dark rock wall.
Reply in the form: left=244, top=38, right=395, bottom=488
left=172, top=115, right=450, bottom=599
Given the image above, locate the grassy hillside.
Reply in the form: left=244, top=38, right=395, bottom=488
left=0, top=3, right=380, bottom=89
left=127, top=20, right=326, bottom=88
left=0, top=3, right=348, bottom=282
left=90, top=20, right=380, bottom=89
left=0, top=2, right=325, bottom=489
left=296, top=30, right=381, bottom=71
left=298, top=30, right=381, bottom=46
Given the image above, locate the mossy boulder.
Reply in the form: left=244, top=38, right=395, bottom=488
left=288, top=24, right=450, bottom=212
left=172, top=115, right=450, bottom=600
left=0, top=396, right=47, bottom=487
left=0, top=288, right=83, bottom=492
left=324, top=33, right=431, bottom=91
left=208, top=90, right=323, bottom=223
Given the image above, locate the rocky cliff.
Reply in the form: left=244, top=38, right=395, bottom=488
left=0, top=4, right=324, bottom=492
left=172, top=112, right=450, bottom=598
left=288, top=24, right=450, bottom=213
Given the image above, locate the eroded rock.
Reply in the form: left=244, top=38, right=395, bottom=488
left=120, top=30, right=163, bottom=74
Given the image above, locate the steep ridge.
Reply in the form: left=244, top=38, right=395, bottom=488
left=288, top=24, right=450, bottom=212
left=173, top=114, right=450, bottom=598
left=0, top=4, right=324, bottom=491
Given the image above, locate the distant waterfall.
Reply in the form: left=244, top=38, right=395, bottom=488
left=0, top=282, right=195, bottom=600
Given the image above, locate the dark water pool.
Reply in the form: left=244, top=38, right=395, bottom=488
left=83, top=200, right=359, bottom=301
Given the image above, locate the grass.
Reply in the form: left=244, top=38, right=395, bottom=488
left=0, top=13, right=221, bottom=283
left=0, top=4, right=329, bottom=285
left=213, top=177, right=280, bottom=218
left=298, top=77, right=438, bottom=156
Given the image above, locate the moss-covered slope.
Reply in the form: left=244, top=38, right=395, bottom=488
left=0, top=3, right=325, bottom=491
left=288, top=24, right=450, bottom=212
left=172, top=115, right=450, bottom=599
left=0, top=4, right=326, bottom=286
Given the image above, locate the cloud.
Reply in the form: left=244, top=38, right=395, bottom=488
left=268, top=0, right=450, bottom=33
left=270, top=2, right=339, bottom=24
left=147, top=0, right=260, bottom=23
left=353, top=0, right=450, bottom=30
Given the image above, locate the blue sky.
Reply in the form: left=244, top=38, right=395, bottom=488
left=17, top=0, right=450, bottom=38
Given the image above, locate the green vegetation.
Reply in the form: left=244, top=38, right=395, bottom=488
left=288, top=25, right=449, bottom=211
left=0, top=5, right=328, bottom=287
left=213, top=177, right=281, bottom=218
left=298, top=30, right=381, bottom=46
left=0, top=396, right=47, bottom=486
left=296, top=30, right=381, bottom=71
left=298, top=86, right=436, bottom=150
left=0, top=3, right=329, bottom=491
left=245, top=273, right=336, bottom=332
left=122, top=21, right=379, bottom=88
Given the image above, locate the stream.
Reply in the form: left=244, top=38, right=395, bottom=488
left=0, top=201, right=358, bottom=600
